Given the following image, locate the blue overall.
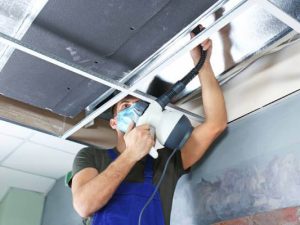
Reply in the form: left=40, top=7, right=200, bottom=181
left=92, top=149, right=166, bottom=225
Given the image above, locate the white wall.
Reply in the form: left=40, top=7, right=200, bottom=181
left=0, top=188, right=45, bottom=225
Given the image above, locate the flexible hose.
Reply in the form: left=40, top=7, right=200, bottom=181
left=156, top=43, right=207, bottom=109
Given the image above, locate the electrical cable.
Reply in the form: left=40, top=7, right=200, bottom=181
left=138, top=147, right=178, bottom=225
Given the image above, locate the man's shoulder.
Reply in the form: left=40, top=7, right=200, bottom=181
left=74, top=146, right=111, bottom=167
left=75, top=146, right=108, bottom=158
left=72, top=146, right=112, bottom=177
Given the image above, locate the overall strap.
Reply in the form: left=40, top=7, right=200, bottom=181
left=144, top=156, right=154, bottom=183
left=108, top=149, right=154, bottom=184
left=108, top=149, right=118, bottom=161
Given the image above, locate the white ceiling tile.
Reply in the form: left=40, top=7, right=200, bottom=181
left=2, top=143, right=75, bottom=179
left=0, top=167, right=55, bottom=201
left=30, top=132, right=86, bottom=154
left=0, top=120, right=35, bottom=139
left=0, top=134, right=24, bottom=161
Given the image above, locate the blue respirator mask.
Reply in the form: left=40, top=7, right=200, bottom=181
left=116, top=101, right=149, bottom=133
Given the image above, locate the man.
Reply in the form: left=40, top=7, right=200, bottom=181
left=71, top=26, right=227, bottom=225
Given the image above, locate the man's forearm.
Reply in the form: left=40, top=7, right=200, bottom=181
left=73, top=150, right=137, bottom=217
left=180, top=64, right=227, bottom=169
left=198, top=64, right=227, bottom=127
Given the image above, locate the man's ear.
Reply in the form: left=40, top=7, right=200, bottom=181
left=110, top=117, right=117, bottom=130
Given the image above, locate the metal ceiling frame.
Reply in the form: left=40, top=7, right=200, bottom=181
left=0, top=31, right=205, bottom=133
left=62, top=0, right=253, bottom=138
left=0, top=0, right=247, bottom=137
left=0, top=0, right=299, bottom=139
left=85, top=0, right=231, bottom=113
left=255, top=0, right=300, bottom=33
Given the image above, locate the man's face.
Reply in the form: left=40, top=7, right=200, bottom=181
left=110, top=96, right=140, bottom=131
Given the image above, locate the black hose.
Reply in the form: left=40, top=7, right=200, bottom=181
left=156, top=44, right=207, bottom=109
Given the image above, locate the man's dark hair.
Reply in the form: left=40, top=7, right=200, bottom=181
left=111, top=104, right=117, bottom=118
left=108, top=90, right=120, bottom=119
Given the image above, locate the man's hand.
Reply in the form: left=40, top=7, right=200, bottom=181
left=123, top=123, right=155, bottom=161
left=190, top=25, right=212, bottom=70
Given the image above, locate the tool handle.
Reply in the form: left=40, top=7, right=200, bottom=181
left=148, top=126, right=158, bottom=158
left=149, top=148, right=159, bottom=159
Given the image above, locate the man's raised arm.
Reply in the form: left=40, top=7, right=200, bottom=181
left=181, top=29, right=228, bottom=170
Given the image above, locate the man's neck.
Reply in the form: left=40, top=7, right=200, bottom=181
left=116, top=133, right=126, bottom=154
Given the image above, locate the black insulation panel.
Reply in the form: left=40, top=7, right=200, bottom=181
left=0, top=0, right=216, bottom=117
